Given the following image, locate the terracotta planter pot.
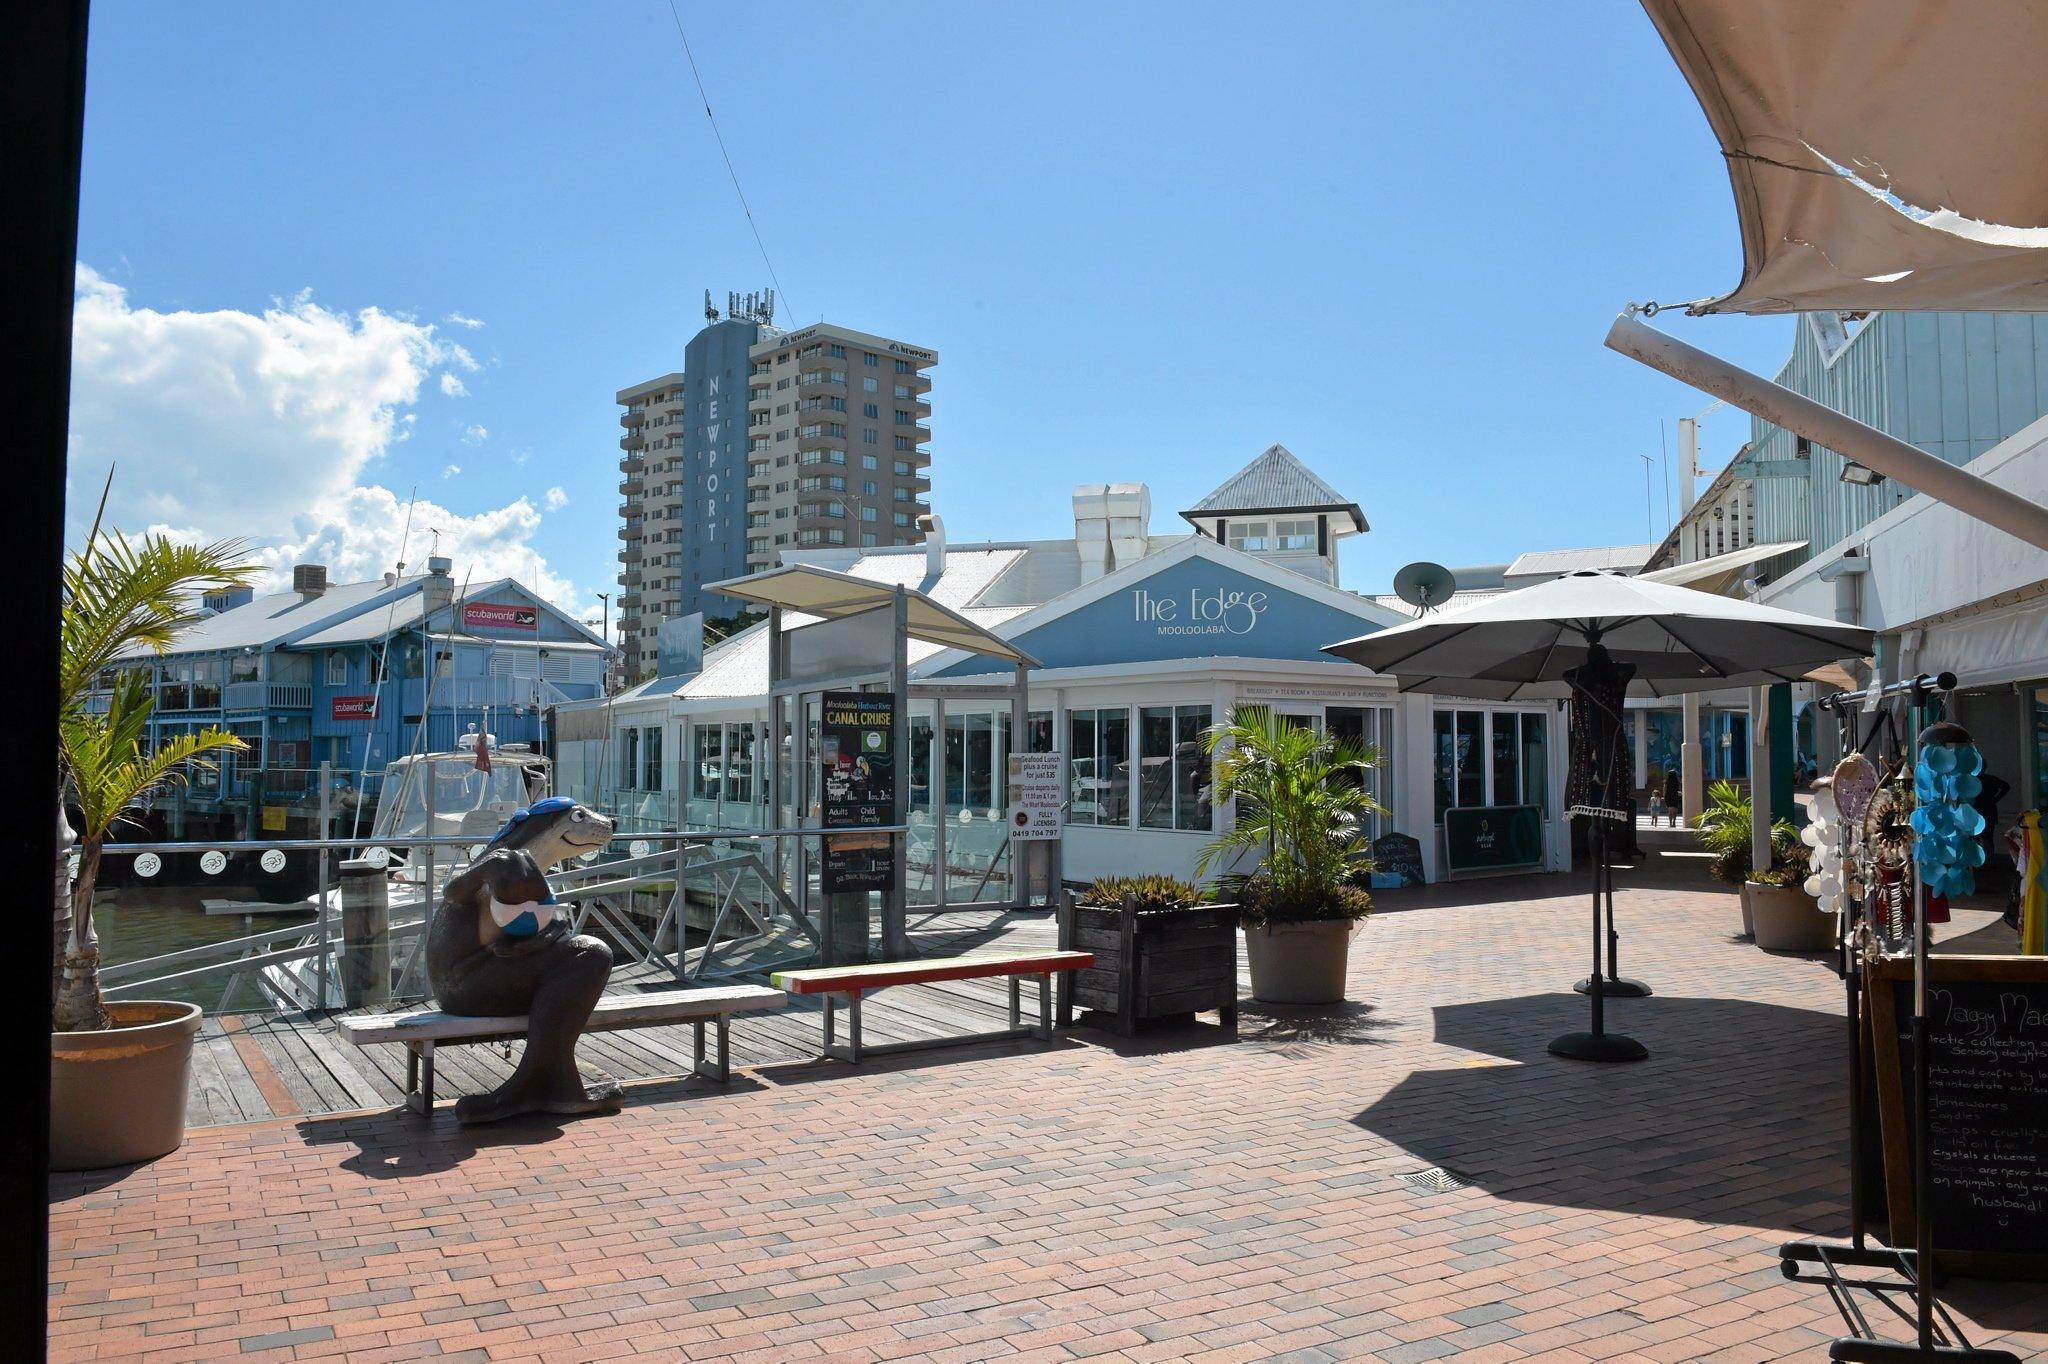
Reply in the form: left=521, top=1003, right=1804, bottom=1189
left=1244, top=920, right=1355, bottom=1004
left=50, top=1000, right=202, bottom=1171
left=1747, top=882, right=1833, bottom=952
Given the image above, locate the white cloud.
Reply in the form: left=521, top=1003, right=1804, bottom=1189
left=441, top=464, right=462, bottom=479
left=544, top=486, right=569, bottom=511
left=461, top=424, right=488, bottom=445
left=68, top=265, right=585, bottom=612
left=445, top=312, right=485, bottom=329
left=438, top=372, right=469, bottom=398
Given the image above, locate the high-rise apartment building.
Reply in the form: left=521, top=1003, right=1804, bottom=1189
left=615, top=295, right=935, bottom=684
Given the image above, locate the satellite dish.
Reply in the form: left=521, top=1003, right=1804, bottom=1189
left=1393, top=561, right=1457, bottom=613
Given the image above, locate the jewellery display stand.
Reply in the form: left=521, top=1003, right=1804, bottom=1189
left=1778, top=673, right=2018, bottom=1363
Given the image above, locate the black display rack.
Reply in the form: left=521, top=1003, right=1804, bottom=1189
left=1776, top=672, right=2019, bottom=1363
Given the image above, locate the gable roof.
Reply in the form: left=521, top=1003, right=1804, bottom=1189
left=1180, top=444, right=1367, bottom=532
left=124, top=576, right=416, bottom=657
left=290, top=577, right=608, bottom=650
left=921, top=533, right=1407, bottom=677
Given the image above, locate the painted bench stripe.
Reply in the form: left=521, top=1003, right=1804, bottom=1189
left=773, top=951, right=1094, bottom=995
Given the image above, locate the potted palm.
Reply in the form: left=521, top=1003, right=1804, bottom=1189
left=52, top=520, right=252, bottom=1170
left=1692, top=779, right=1805, bottom=941
left=1197, top=708, right=1377, bottom=1004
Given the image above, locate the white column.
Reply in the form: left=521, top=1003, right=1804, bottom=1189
left=1396, top=694, right=1439, bottom=881
left=1632, top=710, right=1648, bottom=792
left=1682, top=694, right=1704, bottom=822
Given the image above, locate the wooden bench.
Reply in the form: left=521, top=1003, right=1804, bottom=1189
left=334, top=984, right=787, bottom=1114
left=772, top=951, right=1093, bottom=1063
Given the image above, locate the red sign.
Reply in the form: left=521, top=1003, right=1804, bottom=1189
left=462, top=601, right=538, bottom=632
left=331, top=695, right=378, bottom=721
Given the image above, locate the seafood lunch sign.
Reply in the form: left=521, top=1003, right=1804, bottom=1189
left=1132, top=585, right=1268, bottom=638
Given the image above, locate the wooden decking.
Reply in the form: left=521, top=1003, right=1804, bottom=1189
left=182, top=907, right=1182, bottom=1127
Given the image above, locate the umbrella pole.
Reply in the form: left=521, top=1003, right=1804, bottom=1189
left=1549, top=810, right=1647, bottom=1063
left=1576, top=845, right=1652, bottom=998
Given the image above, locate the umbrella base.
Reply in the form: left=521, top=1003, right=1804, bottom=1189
left=1548, top=1030, right=1648, bottom=1063
left=1574, top=975, right=1652, bottom=998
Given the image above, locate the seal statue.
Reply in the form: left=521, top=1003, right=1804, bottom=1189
left=425, top=796, right=620, bottom=1124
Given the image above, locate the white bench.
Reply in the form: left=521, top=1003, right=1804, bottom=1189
left=334, top=984, right=786, bottom=1114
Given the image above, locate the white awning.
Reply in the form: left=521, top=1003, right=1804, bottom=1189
left=1641, top=0, right=2048, bottom=314
left=707, top=564, right=1038, bottom=667
left=1639, top=539, right=1807, bottom=596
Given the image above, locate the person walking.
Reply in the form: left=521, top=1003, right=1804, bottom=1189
left=1662, top=767, right=1682, bottom=826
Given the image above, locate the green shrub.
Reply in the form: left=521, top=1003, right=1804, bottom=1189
left=1228, top=874, right=1372, bottom=928
left=1084, top=873, right=1204, bottom=911
left=1693, top=779, right=1801, bottom=885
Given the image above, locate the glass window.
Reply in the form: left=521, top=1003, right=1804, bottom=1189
left=1026, top=711, right=1053, bottom=755
left=643, top=725, right=663, bottom=791
left=1137, top=705, right=1212, bottom=830
left=1491, top=713, right=1520, bottom=808
left=325, top=653, right=347, bottom=687
left=693, top=723, right=723, bottom=800
left=725, top=723, right=754, bottom=804
left=1520, top=713, right=1548, bottom=810
left=1064, top=707, right=1130, bottom=827
left=1456, top=712, right=1484, bottom=809
left=1273, top=519, right=1317, bottom=551
left=1226, top=521, right=1270, bottom=553
left=621, top=727, right=640, bottom=791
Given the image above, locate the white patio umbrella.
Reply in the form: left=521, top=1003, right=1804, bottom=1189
left=1325, top=571, right=1874, bottom=1063
left=1325, top=570, right=1874, bottom=701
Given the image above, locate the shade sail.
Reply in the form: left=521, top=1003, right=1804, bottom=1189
left=706, top=564, right=1038, bottom=667
left=1638, top=539, right=1807, bottom=596
left=1323, top=570, right=1873, bottom=700
left=1641, top=0, right=2048, bottom=314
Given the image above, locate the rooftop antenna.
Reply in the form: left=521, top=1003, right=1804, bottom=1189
left=704, top=289, right=720, bottom=324
left=1393, top=561, right=1458, bottom=615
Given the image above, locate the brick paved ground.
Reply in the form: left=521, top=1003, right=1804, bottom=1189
left=49, top=853, right=2048, bottom=1362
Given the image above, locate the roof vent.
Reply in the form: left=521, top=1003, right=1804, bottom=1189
left=292, top=564, right=328, bottom=598
left=426, top=555, right=453, bottom=577
left=915, top=513, right=946, bottom=581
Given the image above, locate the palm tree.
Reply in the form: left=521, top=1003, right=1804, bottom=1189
left=55, top=516, right=255, bottom=1032
left=1195, top=706, right=1382, bottom=917
left=1692, top=778, right=1798, bottom=884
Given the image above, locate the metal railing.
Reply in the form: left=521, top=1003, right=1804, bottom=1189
left=91, top=826, right=900, bottom=1016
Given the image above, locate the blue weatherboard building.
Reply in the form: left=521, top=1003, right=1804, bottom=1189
left=88, top=557, right=608, bottom=840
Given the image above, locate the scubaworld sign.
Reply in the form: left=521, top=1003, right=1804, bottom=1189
left=1132, top=585, right=1268, bottom=637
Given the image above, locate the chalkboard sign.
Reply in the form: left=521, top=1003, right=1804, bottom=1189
left=1869, top=954, right=2048, bottom=1279
left=1442, top=804, right=1544, bottom=876
left=1370, top=833, right=1424, bottom=888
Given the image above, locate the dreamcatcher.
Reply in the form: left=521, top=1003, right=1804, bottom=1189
left=1862, top=764, right=1917, bottom=944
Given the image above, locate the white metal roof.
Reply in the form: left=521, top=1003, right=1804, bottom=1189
left=1181, top=444, right=1367, bottom=531
left=121, top=576, right=412, bottom=656
left=707, top=564, right=1038, bottom=666
left=1503, top=544, right=1655, bottom=580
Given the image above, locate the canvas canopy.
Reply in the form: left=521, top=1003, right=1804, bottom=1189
left=1641, top=0, right=2048, bottom=314
left=707, top=563, right=1038, bottom=667
left=1323, top=570, right=1872, bottom=700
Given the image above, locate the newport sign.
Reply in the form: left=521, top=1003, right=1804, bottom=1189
left=1132, top=585, right=1269, bottom=637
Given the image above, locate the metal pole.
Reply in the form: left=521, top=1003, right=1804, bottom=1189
left=316, top=761, right=331, bottom=1009
left=1010, top=660, right=1028, bottom=912
left=1608, top=310, right=2048, bottom=553
left=887, top=586, right=910, bottom=956
left=1909, top=686, right=1934, bottom=1351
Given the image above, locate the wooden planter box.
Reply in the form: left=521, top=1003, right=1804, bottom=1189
left=1057, top=893, right=1239, bottom=1035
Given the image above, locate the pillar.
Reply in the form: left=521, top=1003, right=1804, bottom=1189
left=1681, top=692, right=1704, bottom=823
left=1769, top=683, right=1796, bottom=826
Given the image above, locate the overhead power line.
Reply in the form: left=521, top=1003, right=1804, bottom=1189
left=662, top=0, right=791, bottom=315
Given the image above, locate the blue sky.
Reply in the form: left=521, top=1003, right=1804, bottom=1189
left=75, top=1, right=1794, bottom=609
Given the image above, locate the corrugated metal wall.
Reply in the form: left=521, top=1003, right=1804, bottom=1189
left=1749, top=312, right=2048, bottom=572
